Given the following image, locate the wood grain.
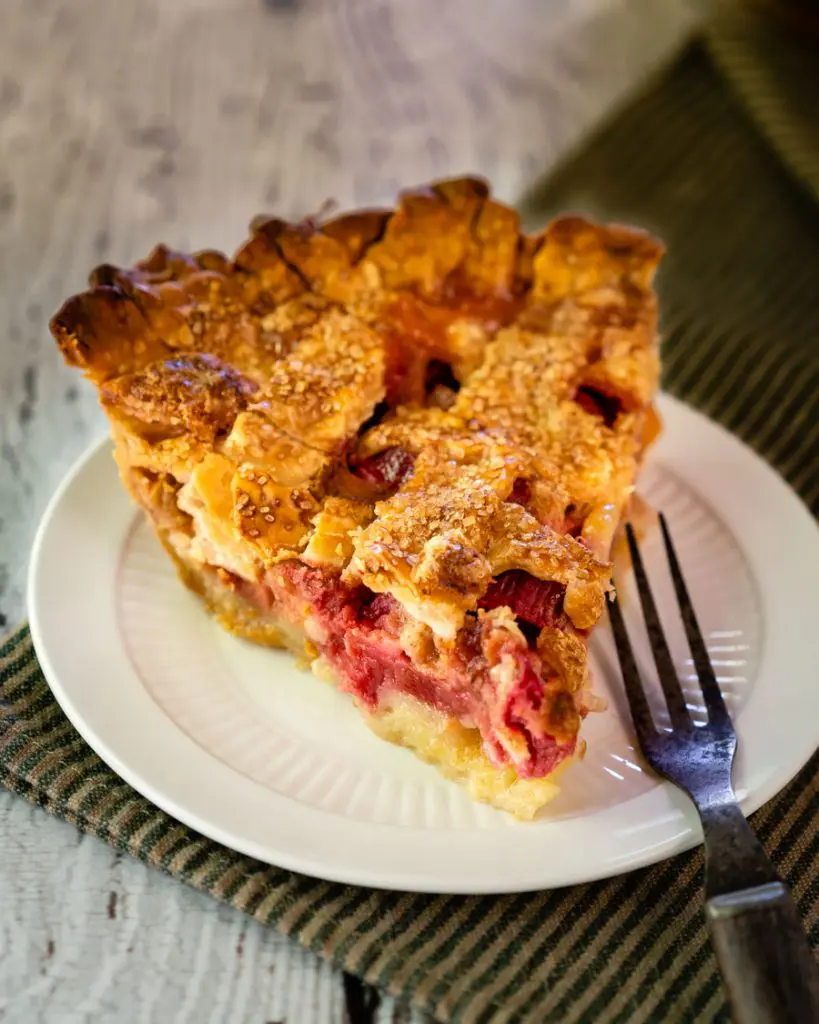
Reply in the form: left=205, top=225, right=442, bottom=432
left=0, top=0, right=701, bottom=1019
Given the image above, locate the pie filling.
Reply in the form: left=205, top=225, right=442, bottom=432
left=222, top=560, right=581, bottom=780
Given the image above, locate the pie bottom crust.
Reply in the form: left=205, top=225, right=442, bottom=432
left=167, top=543, right=572, bottom=820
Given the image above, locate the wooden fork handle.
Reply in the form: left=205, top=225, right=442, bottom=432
left=706, top=881, right=819, bottom=1024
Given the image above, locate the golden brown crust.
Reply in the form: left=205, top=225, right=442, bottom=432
left=51, top=176, right=663, bottom=644
left=101, top=354, right=259, bottom=444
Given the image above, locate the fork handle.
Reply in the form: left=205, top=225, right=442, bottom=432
left=706, top=881, right=819, bottom=1024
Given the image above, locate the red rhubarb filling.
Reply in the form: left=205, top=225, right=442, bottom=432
left=230, top=562, right=579, bottom=779
left=350, top=447, right=416, bottom=492
left=479, top=570, right=568, bottom=630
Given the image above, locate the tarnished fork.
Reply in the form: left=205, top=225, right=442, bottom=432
left=607, top=516, right=819, bottom=1024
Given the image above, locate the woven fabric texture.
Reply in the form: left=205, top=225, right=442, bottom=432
left=4, top=28, right=819, bottom=1024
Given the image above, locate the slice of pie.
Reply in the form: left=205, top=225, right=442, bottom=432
left=51, top=177, right=663, bottom=819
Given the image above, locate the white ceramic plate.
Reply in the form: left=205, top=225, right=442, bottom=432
left=29, top=394, right=819, bottom=893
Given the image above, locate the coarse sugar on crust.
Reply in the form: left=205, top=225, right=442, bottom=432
left=51, top=176, right=663, bottom=817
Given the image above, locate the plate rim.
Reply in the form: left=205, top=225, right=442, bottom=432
left=27, top=394, right=819, bottom=893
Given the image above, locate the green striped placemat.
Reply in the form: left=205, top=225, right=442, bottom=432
left=4, top=20, right=819, bottom=1024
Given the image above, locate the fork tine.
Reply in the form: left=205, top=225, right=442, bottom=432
left=625, top=524, right=692, bottom=729
left=658, top=514, right=731, bottom=729
left=606, top=589, right=656, bottom=744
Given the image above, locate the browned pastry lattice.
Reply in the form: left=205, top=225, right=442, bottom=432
left=50, top=177, right=663, bottom=816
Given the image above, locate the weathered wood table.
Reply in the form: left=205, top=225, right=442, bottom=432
left=0, top=1, right=699, bottom=1019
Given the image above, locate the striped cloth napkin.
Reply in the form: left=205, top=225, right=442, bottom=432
left=3, top=13, right=819, bottom=1023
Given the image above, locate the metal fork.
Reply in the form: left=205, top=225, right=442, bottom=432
left=607, top=516, right=819, bottom=1024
